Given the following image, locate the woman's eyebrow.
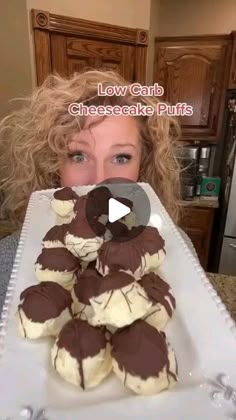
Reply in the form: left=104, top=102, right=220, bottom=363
left=71, top=140, right=89, bottom=146
left=68, top=140, right=91, bottom=150
left=111, top=143, right=136, bottom=149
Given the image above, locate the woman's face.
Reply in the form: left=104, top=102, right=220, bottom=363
left=60, top=115, right=142, bottom=186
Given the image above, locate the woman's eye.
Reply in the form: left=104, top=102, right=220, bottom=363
left=114, top=154, right=132, bottom=164
left=68, top=152, right=87, bottom=163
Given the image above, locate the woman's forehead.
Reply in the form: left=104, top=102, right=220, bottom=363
left=71, top=115, right=140, bottom=145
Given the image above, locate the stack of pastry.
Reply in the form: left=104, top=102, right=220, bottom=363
left=16, top=186, right=178, bottom=395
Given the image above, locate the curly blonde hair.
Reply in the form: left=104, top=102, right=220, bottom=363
left=0, top=70, right=182, bottom=232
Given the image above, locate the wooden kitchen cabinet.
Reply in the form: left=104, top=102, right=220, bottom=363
left=31, top=9, right=148, bottom=85
left=179, top=206, right=215, bottom=270
left=154, top=35, right=232, bottom=142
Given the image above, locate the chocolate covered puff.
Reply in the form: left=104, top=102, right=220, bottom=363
left=51, top=187, right=78, bottom=219
left=105, top=220, right=130, bottom=242
left=74, top=186, right=113, bottom=226
left=89, top=272, right=152, bottom=328
left=140, top=273, right=176, bottom=330
left=111, top=320, right=178, bottom=395
left=35, top=247, right=80, bottom=290
left=51, top=319, right=112, bottom=389
left=71, top=267, right=103, bottom=324
left=17, top=282, right=73, bottom=339
left=64, top=210, right=105, bottom=262
left=42, top=224, right=68, bottom=249
left=87, top=186, right=113, bottom=223
left=96, top=225, right=166, bottom=280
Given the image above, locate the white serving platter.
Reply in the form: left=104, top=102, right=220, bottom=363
left=0, top=183, right=235, bottom=420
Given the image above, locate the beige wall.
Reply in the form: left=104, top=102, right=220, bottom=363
left=158, top=0, right=236, bottom=36
left=0, top=0, right=32, bottom=120
left=27, top=0, right=151, bottom=28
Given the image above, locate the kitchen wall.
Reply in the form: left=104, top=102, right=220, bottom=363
left=158, top=0, right=236, bottom=36
left=0, top=0, right=32, bottom=120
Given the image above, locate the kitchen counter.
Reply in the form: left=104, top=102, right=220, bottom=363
left=180, top=197, right=219, bottom=208
left=207, top=272, right=236, bottom=322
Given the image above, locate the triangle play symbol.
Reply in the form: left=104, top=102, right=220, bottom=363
left=108, top=198, right=131, bottom=223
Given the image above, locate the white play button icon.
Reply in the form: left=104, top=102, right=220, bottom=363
left=108, top=198, right=130, bottom=223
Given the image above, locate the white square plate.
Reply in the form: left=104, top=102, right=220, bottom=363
left=0, top=183, right=235, bottom=420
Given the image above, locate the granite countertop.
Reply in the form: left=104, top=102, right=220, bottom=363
left=180, top=197, right=219, bottom=208
left=207, top=272, right=236, bottom=322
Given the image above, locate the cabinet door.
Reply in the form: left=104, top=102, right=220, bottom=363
left=179, top=207, right=215, bottom=269
left=51, top=34, right=135, bottom=82
left=154, top=37, right=231, bottom=142
left=32, top=10, right=148, bottom=86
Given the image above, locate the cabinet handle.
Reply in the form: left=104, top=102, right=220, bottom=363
left=229, top=243, right=236, bottom=249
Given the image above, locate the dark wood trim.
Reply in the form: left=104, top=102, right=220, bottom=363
left=155, top=34, right=231, bottom=43
left=228, top=31, right=236, bottom=88
left=33, top=29, right=52, bottom=86
left=51, top=34, right=68, bottom=78
left=31, top=9, right=148, bottom=45
left=135, top=46, right=147, bottom=84
left=214, top=39, right=233, bottom=142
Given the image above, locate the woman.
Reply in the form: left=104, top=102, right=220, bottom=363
left=0, top=70, right=195, bottom=312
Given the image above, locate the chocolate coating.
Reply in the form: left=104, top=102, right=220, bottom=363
left=115, top=197, right=133, bottom=211
left=19, top=282, right=72, bottom=323
left=111, top=320, right=177, bottom=380
left=140, top=273, right=176, bottom=317
left=55, top=319, right=107, bottom=389
left=106, top=221, right=129, bottom=239
left=98, top=272, right=134, bottom=294
left=68, top=213, right=106, bottom=239
left=85, top=260, right=97, bottom=270
left=36, top=248, right=80, bottom=272
left=88, top=186, right=113, bottom=216
left=43, top=224, right=68, bottom=244
left=98, top=226, right=165, bottom=274
left=74, top=269, right=103, bottom=304
left=73, top=195, right=88, bottom=215
left=54, top=187, right=78, bottom=201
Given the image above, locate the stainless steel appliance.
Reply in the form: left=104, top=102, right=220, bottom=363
left=175, top=145, right=199, bottom=199
left=199, top=147, right=211, bottom=172
left=214, top=93, right=236, bottom=274
left=175, top=145, right=212, bottom=200
left=196, top=146, right=211, bottom=195
left=219, top=152, right=236, bottom=274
